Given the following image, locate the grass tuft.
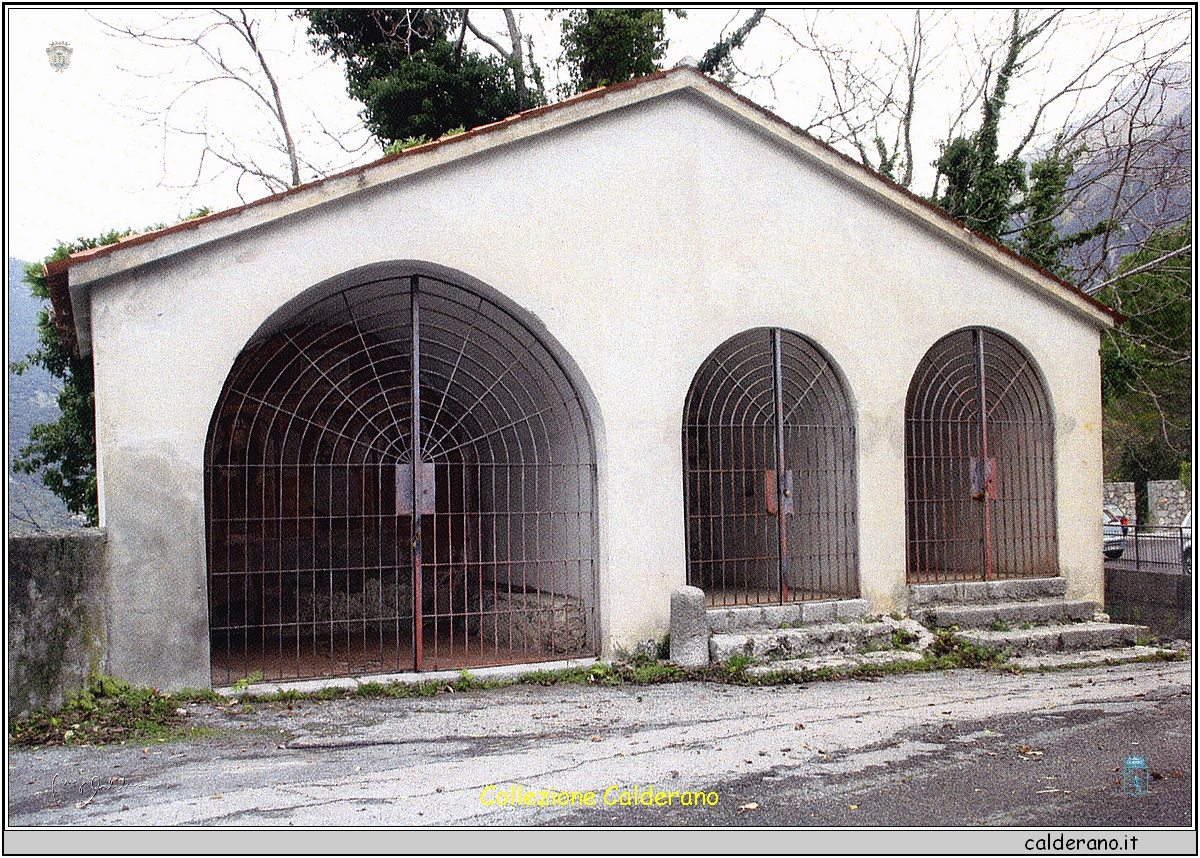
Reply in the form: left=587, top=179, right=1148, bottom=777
left=10, top=675, right=200, bottom=747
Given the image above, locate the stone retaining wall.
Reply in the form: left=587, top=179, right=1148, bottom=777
left=8, top=529, right=108, bottom=717
left=1103, top=482, right=1137, bottom=524
left=1147, top=480, right=1192, bottom=527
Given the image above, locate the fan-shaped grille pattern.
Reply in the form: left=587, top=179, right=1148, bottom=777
left=905, top=327, right=1057, bottom=582
left=206, top=273, right=597, bottom=683
left=683, top=328, right=859, bottom=605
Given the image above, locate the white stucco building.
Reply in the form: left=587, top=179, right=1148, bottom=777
left=47, top=68, right=1119, bottom=689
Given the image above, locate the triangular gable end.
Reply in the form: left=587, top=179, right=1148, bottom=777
left=49, top=66, right=1121, bottom=356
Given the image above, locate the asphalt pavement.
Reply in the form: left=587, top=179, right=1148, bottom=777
left=5, top=658, right=1195, bottom=854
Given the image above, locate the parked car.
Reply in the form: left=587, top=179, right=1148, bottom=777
left=1103, top=504, right=1129, bottom=559
left=1182, top=510, right=1191, bottom=572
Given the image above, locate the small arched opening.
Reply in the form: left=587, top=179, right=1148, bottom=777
left=683, top=328, right=859, bottom=606
left=905, top=327, right=1057, bottom=583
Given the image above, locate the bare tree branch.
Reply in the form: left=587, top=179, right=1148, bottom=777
left=91, top=9, right=377, bottom=203
left=465, top=15, right=510, bottom=58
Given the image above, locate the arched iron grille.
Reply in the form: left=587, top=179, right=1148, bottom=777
left=206, top=272, right=597, bottom=683
left=905, top=327, right=1057, bottom=583
left=683, top=328, right=858, bottom=606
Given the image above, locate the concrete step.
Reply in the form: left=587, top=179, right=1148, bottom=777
left=958, top=622, right=1150, bottom=657
left=709, top=617, right=932, bottom=663
left=908, top=577, right=1067, bottom=606
left=745, top=649, right=926, bottom=679
left=705, top=599, right=868, bottom=635
left=918, top=599, right=1098, bottom=630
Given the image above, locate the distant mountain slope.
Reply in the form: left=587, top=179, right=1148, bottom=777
left=1060, top=64, right=1192, bottom=286
left=8, top=256, right=77, bottom=531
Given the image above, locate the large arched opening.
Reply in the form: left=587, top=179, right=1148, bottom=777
left=205, top=266, right=598, bottom=683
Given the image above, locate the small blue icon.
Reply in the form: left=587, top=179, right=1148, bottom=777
left=1122, top=756, right=1148, bottom=796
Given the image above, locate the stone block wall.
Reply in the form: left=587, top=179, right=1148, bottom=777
left=1147, top=480, right=1192, bottom=527
left=8, top=529, right=108, bottom=717
left=1103, top=482, right=1137, bottom=525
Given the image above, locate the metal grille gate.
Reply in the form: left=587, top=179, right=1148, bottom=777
left=683, top=328, right=858, bottom=606
left=206, top=272, right=598, bottom=683
left=905, top=327, right=1057, bottom=583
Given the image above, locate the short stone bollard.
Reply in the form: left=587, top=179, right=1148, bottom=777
left=670, top=586, right=709, bottom=667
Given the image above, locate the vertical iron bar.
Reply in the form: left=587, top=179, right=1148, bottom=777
left=975, top=329, right=993, bottom=581
left=772, top=329, right=789, bottom=603
left=411, top=276, right=423, bottom=671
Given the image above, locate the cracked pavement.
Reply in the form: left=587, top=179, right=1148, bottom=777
left=6, top=659, right=1193, bottom=841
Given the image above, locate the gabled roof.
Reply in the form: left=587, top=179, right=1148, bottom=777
left=48, top=66, right=1121, bottom=356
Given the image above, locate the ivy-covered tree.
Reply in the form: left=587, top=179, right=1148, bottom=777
left=929, top=10, right=1117, bottom=279
left=931, top=11, right=1046, bottom=241
left=1014, top=142, right=1115, bottom=279
left=1097, top=223, right=1192, bottom=486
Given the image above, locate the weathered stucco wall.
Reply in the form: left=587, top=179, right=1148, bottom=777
left=8, top=529, right=108, bottom=716
left=80, top=88, right=1108, bottom=687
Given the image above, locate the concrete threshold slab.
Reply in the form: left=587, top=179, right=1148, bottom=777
left=216, top=656, right=599, bottom=698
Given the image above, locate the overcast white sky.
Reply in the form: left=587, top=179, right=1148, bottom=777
left=4, top=7, right=1190, bottom=264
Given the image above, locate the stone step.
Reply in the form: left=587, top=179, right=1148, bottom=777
left=705, top=599, right=868, bottom=635
left=1009, top=645, right=1179, bottom=671
left=958, top=622, right=1149, bottom=657
left=908, top=577, right=1067, bottom=606
left=709, top=617, right=931, bottom=663
left=918, top=599, right=1098, bottom=630
left=745, top=649, right=926, bottom=679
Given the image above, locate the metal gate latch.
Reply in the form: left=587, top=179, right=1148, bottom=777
left=765, top=469, right=795, bottom=515
left=396, top=462, right=437, bottom=515
left=970, top=456, right=997, bottom=501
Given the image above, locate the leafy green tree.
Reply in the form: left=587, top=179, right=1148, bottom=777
left=557, top=9, right=679, bottom=96
left=1097, top=223, right=1191, bottom=486
left=557, top=8, right=765, bottom=94
left=303, top=8, right=766, bottom=147
left=12, top=236, right=125, bottom=524
left=12, top=211, right=212, bottom=525
left=300, top=9, right=539, bottom=146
